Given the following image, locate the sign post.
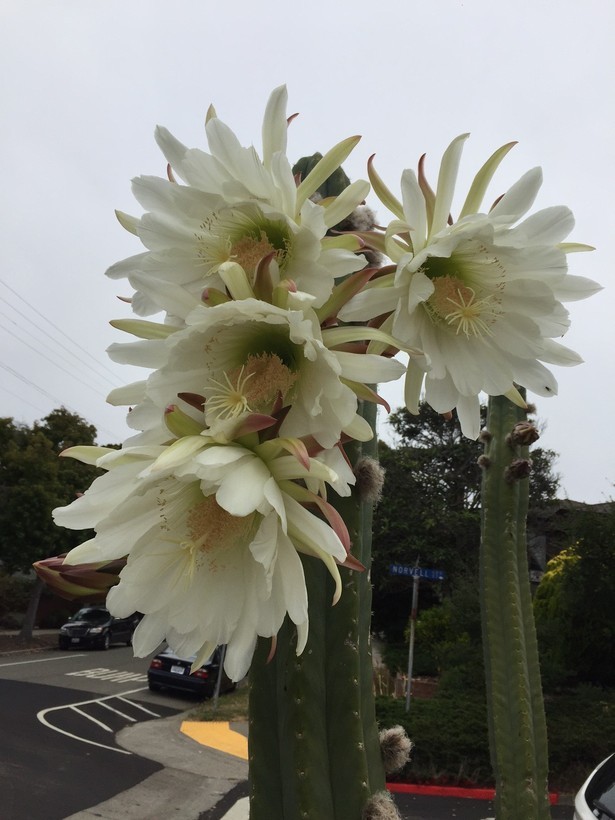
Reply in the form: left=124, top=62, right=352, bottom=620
left=389, top=564, right=446, bottom=711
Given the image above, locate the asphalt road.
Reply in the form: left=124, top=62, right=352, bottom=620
left=392, top=792, right=572, bottom=819
left=0, top=643, right=164, bottom=698
left=0, top=646, right=185, bottom=819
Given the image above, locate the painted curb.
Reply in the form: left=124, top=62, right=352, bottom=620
left=386, top=782, right=559, bottom=804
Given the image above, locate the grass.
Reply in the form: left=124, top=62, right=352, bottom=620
left=189, top=682, right=249, bottom=722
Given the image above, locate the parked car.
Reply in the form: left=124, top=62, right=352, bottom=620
left=574, top=754, right=615, bottom=819
left=58, top=606, right=138, bottom=650
left=147, top=646, right=235, bottom=698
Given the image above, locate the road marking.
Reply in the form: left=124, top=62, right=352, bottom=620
left=117, top=696, right=160, bottom=717
left=37, top=687, right=155, bottom=754
left=0, top=654, right=87, bottom=668
left=65, top=666, right=148, bottom=683
left=71, top=705, right=113, bottom=733
left=98, top=701, right=138, bottom=722
left=181, top=721, right=249, bottom=760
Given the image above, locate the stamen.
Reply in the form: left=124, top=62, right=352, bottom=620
left=204, top=367, right=255, bottom=419
left=182, top=496, right=257, bottom=574
left=426, top=275, right=501, bottom=338
left=238, top=353, right=297, bottom=412
left=231, top=232, right=278, bottom=276
left=444, top=287, right=497, bottom=338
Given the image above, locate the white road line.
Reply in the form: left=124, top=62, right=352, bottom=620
left=98, top=701, right=137, bottom=722
left=0, top=654, right=87, bottom=668
left=116, top=696, right=160, bottom=717
left=36, top=687, right=149, bottom=755
left=71, top=705, right=113, bottom=733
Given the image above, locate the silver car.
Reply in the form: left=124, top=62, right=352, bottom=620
left=574, top=754, right=615, bottom=819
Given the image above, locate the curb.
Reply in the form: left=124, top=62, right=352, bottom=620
left=386, top=782, right=560, bottom=804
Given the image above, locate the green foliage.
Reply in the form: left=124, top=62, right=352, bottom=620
left=545, top=685, right=615, bottom=789
left=0, top=408, right=102, bottom=573
left=534, top=505, right=615, bottom=686
left=372, top=403, right=559, bottom=643
left=382, top=576, right=485, bottom=687
left=376, top=692, right=492, bottom=786
left=375, top=684, right=615, bottom=790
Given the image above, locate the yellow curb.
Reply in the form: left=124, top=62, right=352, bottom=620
left=180, top=720, right=249, bottom=760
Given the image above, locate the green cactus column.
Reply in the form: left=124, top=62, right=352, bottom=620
left=479, top=394, right=551, bottom=819
left=248, top=428, right=386, bottom=820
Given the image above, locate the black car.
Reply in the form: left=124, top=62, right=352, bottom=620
left=147, top=646, right=235, bottom=698
left=58, top=606, right=138, bottom=650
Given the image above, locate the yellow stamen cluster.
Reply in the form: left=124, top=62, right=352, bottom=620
left=230, top=232, right=278, bottom=276
left=183, top=496, right=256, bottom=574
left=237, top=353, right=297, bottom=412
left=427, top=275, right=501, bottom=338
left=204, top=353, right=298, bottom=422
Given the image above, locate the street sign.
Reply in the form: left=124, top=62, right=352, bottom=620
left=389, top=564, right=446, bottom=581
left=389, top=563, right=446, bottom=711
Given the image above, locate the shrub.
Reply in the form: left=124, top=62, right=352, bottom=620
left=375, top=684, right=615, bottom=791
left=376, top=691, right=492, bottom=787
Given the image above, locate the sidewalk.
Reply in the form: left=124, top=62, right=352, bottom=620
left=64, top=713, right=249, bottom=820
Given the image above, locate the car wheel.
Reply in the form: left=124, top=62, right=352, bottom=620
left=148, top=682, right=162, bottom=692
left=100, top=633, right=110, bottom=650
left=126, top=634, right=133, bottom=647
left=58, top=640, right=69, bottom=650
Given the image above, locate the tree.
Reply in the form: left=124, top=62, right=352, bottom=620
left=0, top=408, right=99, bottom=573
left=371, top=403, right=559, bottom=642
left=0, top=408, right=103, bottom=636
left=534, top=503, right=615, bottom=687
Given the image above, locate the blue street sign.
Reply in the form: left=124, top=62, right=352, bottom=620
left=389, top=564, right=446, bottom=581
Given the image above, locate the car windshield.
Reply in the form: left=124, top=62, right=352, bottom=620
left=588, top=757, right=615, bottom=818
left=70, top=609, right=109, bottom=624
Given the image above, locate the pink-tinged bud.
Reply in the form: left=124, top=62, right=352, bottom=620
left=252, top=251, right=276, bottom=302
left=164, top=404, right=204, bottom=437
left=278, top=279, right=297, bottom=293
left=33, top=555, right=125, bottom=601
left=202, top=287, right=231, bottom=306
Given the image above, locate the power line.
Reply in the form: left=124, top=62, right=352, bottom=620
left=0, top=362, right=127, bottom=443
left=0, top=314, right=112, bottom=400
left=0, top=383, right=50, bottom=416
left=0, top=277, right=123, bottom=385
left=0, top=360, right=69, bottom=406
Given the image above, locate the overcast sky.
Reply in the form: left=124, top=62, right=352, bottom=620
left=1, top=0, right=613, bottom=503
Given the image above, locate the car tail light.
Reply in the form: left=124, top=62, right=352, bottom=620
left=149, top=658, right=163, bottom=669
left=192, top=668, right=209, bottom=679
